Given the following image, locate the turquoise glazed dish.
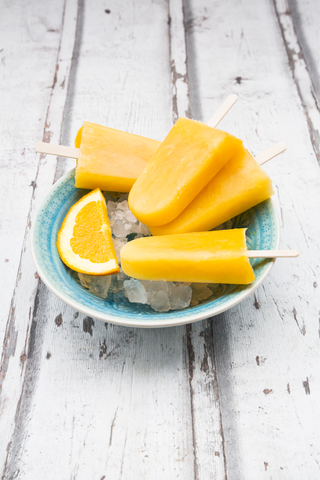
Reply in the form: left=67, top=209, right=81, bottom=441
left=31, top=168, right=280, bottom=328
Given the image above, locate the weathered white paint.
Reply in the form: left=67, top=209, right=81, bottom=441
left=274, top=0, right=320, bottom=162
left=288, top=0, right=320, bottom=104
left=0, top=0, right=79, bottom=474
left=0, top=0, right=320, bottom=479
left=0, top=0, right=65, bottom=348
left=1, top=1, right=196, bottom=479
left=168, top=0, right=190, bottom=121
left=169, top=3, right=228, bottom=479
left=184, top=0, right=320, bottom=477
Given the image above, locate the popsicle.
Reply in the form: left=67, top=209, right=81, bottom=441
left=74, top=122, right=161, bottom=192
left=149, top=143, right=286, bottom=236
left=128, top=118, right=244, bottom=226
left=35, top=95, right=239, bottom=193
left=120, top=229, right=299, bottom=284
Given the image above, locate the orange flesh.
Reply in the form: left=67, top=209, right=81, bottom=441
left=70, top=201, right=115, bottom=263
left=128, top=117, right=243, bottom=226
left=75, top=122, right=160, bottom=192
left=150, top=148, right=274, bottom=235
left=57, top=188, right=120, bottom=275
left=120, top=229, right=255, bottom=284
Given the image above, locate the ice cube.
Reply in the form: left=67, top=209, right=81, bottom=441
left=191, top=283, right=212, bottom=306
left=78, top=273, right=112, bottom=299
left=150, top=290, right=170, bottom=312
left=109, top=271, right=130, bottom=293
left=139, top=222, right=151, bottom=236
left=127, top=223, right=141, bottom=235
left=124, top=278, right=148, bottom=304
left=80, top=194, right=195, bottom=311
left=142, top=280, right=168, bottom=295
left=112, top=238, right=126, bottom=263
left=118, top=200, right=138, bottom=224
left=168, top=284, right=192, bottom=310
left=112, top=219, right=131, bottom=238
left=107, top=200, right=118, bottom=215
left=117, top=200, right=129, bottom=211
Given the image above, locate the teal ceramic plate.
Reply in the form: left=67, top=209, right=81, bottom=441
left=31, top=168, right=280, bottom=328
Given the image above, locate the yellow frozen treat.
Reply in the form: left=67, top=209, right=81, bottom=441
left=150, top=148, right=274, bottom=235
left=120, top=229, right=255, bottom=284
left=74, top=122, right=160, bottom=192
left=128, top=117, right=243, bottom=226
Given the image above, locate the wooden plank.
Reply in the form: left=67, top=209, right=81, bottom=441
left=1, top=0, right=319, bottom=478
left=0, top=1, right=198, bottom=479
left=169, top=1, right=228, bottom=478
left=0, top=0, right=65, bottom=350
left=6, top=297, right=194, bottom=479
left=288, top=0, right=320, bottom=105
left=0, top=0, right=79, bottom=475
left=184, top=0, right=320, bottom=477
left=273, top=0, right=320, bottom=162
left=55, top=0, right=174, bottom=181
left=168, top=0, right=191, bottom=121
left=186, top=322, right=228, bottom=479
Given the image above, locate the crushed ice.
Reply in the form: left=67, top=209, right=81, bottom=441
left=123, top=279, right=192, bottom=312
left=78, top=193, right=223, bottom=312
left=78, top=273, right=111, bottom=299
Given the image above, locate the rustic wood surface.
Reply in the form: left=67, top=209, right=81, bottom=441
left=0, top=0, right=319, bottom=478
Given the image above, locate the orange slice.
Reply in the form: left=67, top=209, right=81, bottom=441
left=57, top=188, right=120, bottom=276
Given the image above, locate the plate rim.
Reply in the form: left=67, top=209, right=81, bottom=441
left=31, top=167, right=281, bottom=328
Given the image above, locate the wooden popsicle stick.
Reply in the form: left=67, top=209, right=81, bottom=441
left=247, top=250, right=299, bottom=258
left=35, top=142, right=80, bottom=159
left=207, top=94, right=238, bottom=128
left=35, top=95, right=239, bottom=158
left=254, top=142, right=287, bottom=165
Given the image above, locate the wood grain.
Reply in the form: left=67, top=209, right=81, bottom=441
left=0, top=0, right=64, bottom=351
left=273, top=0, right=320, bottom=163
left=2, top=1, right=195, bottom=479
left=169, top=2, right=228, bottom=478
left=288, top=0, right=320, bottom=103
left=184, top=0, right=320, bottom=477
left=0, top=0, right=319, bottom=479
left=0, top=0, right=79, bottom=475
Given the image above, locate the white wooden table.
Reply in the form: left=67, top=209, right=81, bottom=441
left=1, top=0, right=320, bottom=478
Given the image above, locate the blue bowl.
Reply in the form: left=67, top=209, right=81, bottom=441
left=31, top=168, right=280, bottom=328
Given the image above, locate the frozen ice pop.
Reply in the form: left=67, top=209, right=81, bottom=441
left=121, top=229, right=255, bottom=284
left=149, top=146, right=275, bottom=236
left=35, top=125, right=160, bottom=192
left=35, top=95, right=238, bottom=193
left=128, top=118, right=243, bottom=226
left=74, top=122, right=161, bottom=192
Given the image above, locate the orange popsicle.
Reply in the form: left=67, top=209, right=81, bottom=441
left=74, top=122, right=161, bottom=192
left=35, top=95, right=239, bottom=194
left=150, top=147, right=274, bottom=236
left=120, top=229, right=255, bottom=284
left=128, top=118, right=243, bottom=226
